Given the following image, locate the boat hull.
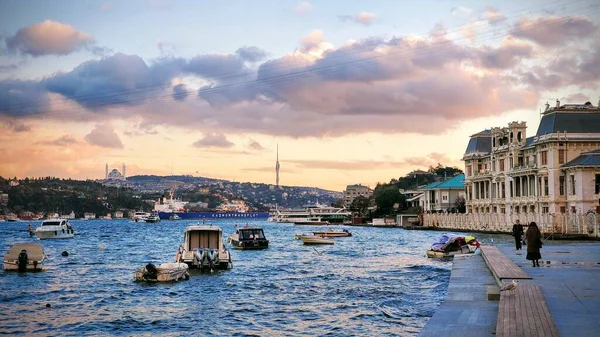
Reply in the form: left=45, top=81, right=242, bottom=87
left=135, top=263, right=189, bottom=282
left=228, top=239, right=269, bottom=250
left=299, top=235, right=335, bottom=245
left=312, top=231, right=352, bottom=237
left=35, top=230, right=74, bottom=240
left=158, top=211, right=269, bottom=220
left=3, top=243, right=46, bottom=271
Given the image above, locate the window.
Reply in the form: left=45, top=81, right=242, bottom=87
left=541, top=151, right=548, bottom=166
left=570, top=175, right=575, bottom=195
left=544, top=176, right=548, bottom=196
left=510, top=157, right=514, bottom=168
left=595, top=174, right=600, bottom=194
left=518, top=156, right=524, bottom=166
left=559, top=176, right=565, bottom=195
left=442, top=195, right=448, bottom=201
left=542, top=207, right=549, bottom=213
left=499, top=159, right=505, bottom=171
left=558, top=149, right=565, bottom=164
left=560, top=206, right=566, bottom=213
left=467, top=166, right=472, bottom=176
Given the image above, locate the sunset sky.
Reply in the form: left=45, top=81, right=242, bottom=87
left=0, top=0, right=599, bottom=191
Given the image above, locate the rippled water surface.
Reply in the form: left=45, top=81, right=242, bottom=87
left=0, top=220, right=512, bottom=336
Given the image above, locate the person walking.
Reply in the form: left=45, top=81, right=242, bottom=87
left=512, top=219, right=524, bottom=250
left=525, top=221, right=543, bottom=267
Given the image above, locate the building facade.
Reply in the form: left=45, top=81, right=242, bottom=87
left=463, top=100, right=600, bottom=218
left=419, top=174, right=466, bottom=212
left=343, top=184, right=373, bottom=208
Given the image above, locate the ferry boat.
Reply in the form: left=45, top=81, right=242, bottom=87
left=227, top=226, right=269, bottom=250
left=3, top=243, right=46, bottom=271
left=175, top=225, right=232, bottom=271
left=270, top=203, right=351, bottom=224
left=35, top=219, right=75, bottom=239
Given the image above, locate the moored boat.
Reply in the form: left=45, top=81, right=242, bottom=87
left=298, top=235, right=335, bottom=245
left=135, top=262, right=189, bottom=282
left=426, top=234, right=480, bottom=258
left=312, top=228, right=352, bottom=237
left=227, top=226, right=269, bottom=250
left=35, top=219, right=75, bottom=239
left=169, top=213, right=181, bottom=220
left=3, top=243, right=46, bottom=271
left=175, top=225, right=232, bottom=271
left=293, top=217, right=329, bottom=225
left=143, top=214, right=161, bottom=223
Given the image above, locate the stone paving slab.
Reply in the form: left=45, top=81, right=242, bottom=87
left=497, top=243, right=600, bottom=337
left=419, top=255, right=498, bottom=337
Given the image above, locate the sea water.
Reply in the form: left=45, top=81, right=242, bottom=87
left=0, top=220, right=512, bottom=336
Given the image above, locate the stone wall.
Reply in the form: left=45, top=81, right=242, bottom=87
left=423, top=212, right=599, bottom=238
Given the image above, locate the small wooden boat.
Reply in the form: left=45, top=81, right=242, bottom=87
left=227, top=226, right=269, bottom=250
left=135, top=263, right=189, bottom=282
left=312, top=228, right=352, bottom=237
left=3, top=243, right=46, bottom=271
left=298, top=235, right=334, bottom=245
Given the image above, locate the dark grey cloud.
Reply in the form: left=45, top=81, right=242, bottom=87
left=172, top=84, right=189, bottom=100
left=5, top=20, right=95, bottom=57
left=0, top=80, right=49, bottom=117
left=236, top=46, right=268, bottom=62
left=192, top=133, right=234, bottom=148
left=511, top=16, right=597, bottom=47
left=2, top=120, right=32, bottom=132
left=476, top=42, right=533, bottom=69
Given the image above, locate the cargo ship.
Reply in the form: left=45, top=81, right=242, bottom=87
left=154, top=190, right=268, bottom=220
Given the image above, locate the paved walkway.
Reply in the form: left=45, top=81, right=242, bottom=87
left=420, top=242, right=600, bottom=337
left=497, top=243, right=600, bottom=337
left=419, top=254, right=499, bottom=336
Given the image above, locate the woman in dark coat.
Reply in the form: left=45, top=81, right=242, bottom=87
left=525, top=222, right=542, bottom=267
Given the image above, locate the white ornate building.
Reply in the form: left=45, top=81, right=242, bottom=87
left=463, top=100, right=600, bottom=218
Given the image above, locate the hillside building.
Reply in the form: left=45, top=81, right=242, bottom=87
left=344, top=184, right=373, bottom=208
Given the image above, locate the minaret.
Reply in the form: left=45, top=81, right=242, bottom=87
left=275, top=143, right=280, bottom=187
left=105, top=163, right=108, bottom=179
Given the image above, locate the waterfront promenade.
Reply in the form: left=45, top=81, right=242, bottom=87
left=420, top=242, right=600, bottom=336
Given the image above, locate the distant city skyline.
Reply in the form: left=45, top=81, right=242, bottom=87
left=0, top=0, right=599, bottom=190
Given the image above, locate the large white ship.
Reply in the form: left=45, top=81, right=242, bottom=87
left=269, top=203, right=351, bottom=224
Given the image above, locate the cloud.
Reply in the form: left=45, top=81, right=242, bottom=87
left=100, top=2, right=112, bottom=11
left=85, top=123, right=123, bottom=148
left=476, top=38, right=533, bottom=69
left=451, top=6, right=473, bottom=18
left=0, top=63, right=19, bottom=73
left=236, top=46, right=268, bottom=62
left=39, top=135, right=79, bottom=146
left=2, top=119, right=31, bottom=132
left=0, top=80, right=49, bottom=117
left=5, top=20, right=95, bottom=56
left=511, top=16, right=597, bottom=47
left=157, top=39, right=176, bottom=56
left=339, top=12, right=378, bottom=26
left=192, top=133, right=234, bottom=148
left=123, top=127, right=159, bottom=136
left=294, top=1, right=312, bottom=15
left=172, top=83, right=189, bottom=101
left=563, top=93, right=589, bottom=102
left=483, top=7, right=506, bottom=24
left=247, top=139, right=264, bottom=151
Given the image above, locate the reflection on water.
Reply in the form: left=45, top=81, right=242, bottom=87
left=0, top=220, right=513, bottom=336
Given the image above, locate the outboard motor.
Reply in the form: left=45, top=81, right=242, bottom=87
left=18, top=249, right=28, bottom=272
left=144, top=263, right=158, bottom=280
left=206, top=248, right=218, bottom=271
left=193, top=249, right=206, bottom=267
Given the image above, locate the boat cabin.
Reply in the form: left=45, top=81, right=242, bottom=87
left=177, top=225, right=231, bottom=270
left=228, top=227, right=269, bottom=250
left=183, top=226, right=223, bottom=251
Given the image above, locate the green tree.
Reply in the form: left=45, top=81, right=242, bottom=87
left=349, top=196, right=370, bottom=216
left=375, top=188, right=406, bottom=216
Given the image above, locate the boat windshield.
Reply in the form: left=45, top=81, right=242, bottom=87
left=42, top=221, right=62, bottom=226
left=240, top=229, right=265, bottom=239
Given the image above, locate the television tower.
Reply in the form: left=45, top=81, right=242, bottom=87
left=275, top=143, right=280, bottom=187
left=105, top=163, right=108, bottom=179
left=122, top=163, right=126, bottom=178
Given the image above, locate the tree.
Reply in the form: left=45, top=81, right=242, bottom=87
left=375, top=188, right=406, bottom=216
left=455, top=196, right=466, bottom=213
left=349, top=196, right=369, bottom=216
left=332, top=198, right=345, bottom=208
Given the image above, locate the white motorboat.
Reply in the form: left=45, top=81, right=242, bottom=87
left=312, top=228, right=352, bottom=237
left=35, top=219, right=75, bottom=239
left=3, top=243, right=46, bottom=271
left=169, top=213, right=181, bottom=220
left=175, top=225, right=232, bottom=271
left=297, top=235, right=335, bottom=245
left=143, top=214, right=161, bottom=223
left=133, top=211, right=150, bottom=222
left=135, top=262, right=189, bottom=282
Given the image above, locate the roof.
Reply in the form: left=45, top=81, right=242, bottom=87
left=420, top=174, right=465, bottom=190
left=436, top=174, right=465, bottom=189
left=562, top=149, right=600, bottom=168
left=525, top=136, right=534, bottom=147
left=464, top=136, right=492, bottom=155
left=536, top=112, right=600, bottom=136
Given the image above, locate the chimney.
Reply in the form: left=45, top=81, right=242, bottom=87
left=544, top=102, right=549, bottom=111
left=556, top=99, right=560, bottom=108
